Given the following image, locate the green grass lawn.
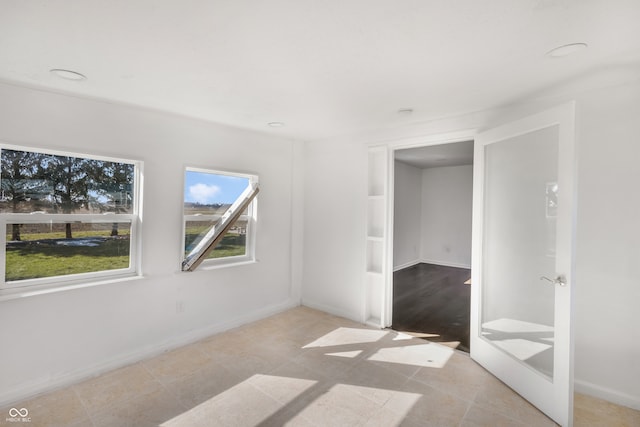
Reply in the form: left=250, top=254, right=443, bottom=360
left=184, top=227, right=246, bottom=259
left=8, top=229, right=118, bottom=241
left=5, top=225, right=245, bottom=282
left=5, top=236, right=130, bottom=282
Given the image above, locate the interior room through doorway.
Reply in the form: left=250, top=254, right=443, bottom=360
left=392, top=141, right=474, bottom=352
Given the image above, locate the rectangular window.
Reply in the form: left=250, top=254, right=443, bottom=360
left=182, top=168, right=258, bottom=270
left=0, top=146, right=141, bottom=289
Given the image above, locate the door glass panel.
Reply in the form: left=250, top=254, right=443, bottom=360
left=481, top=125, right=559, bottom=378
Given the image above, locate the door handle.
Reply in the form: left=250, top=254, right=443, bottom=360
left=540, top=275, right=567, bottom=287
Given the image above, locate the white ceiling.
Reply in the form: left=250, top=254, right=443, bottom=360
left=1, top=1, right=640, bottom=141
left=395, top=141, right=474, bottom=169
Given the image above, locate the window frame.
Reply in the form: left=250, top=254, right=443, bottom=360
left=182, top=166, right=258, bottom=270
left=0, top=144, right=142, bottom=291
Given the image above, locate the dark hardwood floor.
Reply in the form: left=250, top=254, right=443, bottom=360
left=392, top=263, right=471, bottom=352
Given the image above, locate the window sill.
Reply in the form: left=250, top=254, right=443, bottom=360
left=183, top=258, right=258, bottom=272
left=0, top=274, right=144, bottom=302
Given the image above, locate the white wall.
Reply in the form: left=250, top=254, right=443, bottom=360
left=0, top=82, right=303, bottom=406
left=301, top=140, right=368, bottom=320
left=420, top=165, right=473, bottom=269
left=393, top=160, right=422, bottom=270
left=572, top=81, right=640, bottom=408
left=302, top=71, right=640, bottom=409
left=393, top=162, right=473, bottom=272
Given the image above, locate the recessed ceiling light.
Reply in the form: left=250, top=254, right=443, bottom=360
left=50, top=69, right=87, bottom=81
left=268, top=122, right=285, bottom=127
left=546, top=43, right=588, bottom=58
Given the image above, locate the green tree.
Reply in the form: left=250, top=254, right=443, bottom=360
left=2, top=150, right=134, bottom=240
left=46, top=154, right=92, bottom=238
left=0, top=150, right=42, bottom=240
left=86, top=160, right=135, bottom=236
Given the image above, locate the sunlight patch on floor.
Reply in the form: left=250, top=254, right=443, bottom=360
left=296, top=383, right=421, bottom=424
left=368, top=342, right=454, bottom=368
left=326, top=350, right=363, bottom=358
left=393, top=331, right=441, bottom=340
left=434, top=341, right=462, bottom=349
left=160, top=374, right=317, bottom=426
left=303, top=327, right=389, bottom=348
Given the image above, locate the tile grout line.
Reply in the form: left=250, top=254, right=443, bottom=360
left=138, top=359, right=192, bottom=412
left=457, top=398, right=475, bottom=427
left=70, top=383, right=99, bottom=427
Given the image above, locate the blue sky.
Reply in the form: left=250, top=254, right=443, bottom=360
left=184, top=171, right=249, bottom=204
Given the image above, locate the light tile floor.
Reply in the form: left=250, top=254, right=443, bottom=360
left=1, top=307, right=639, bottom=426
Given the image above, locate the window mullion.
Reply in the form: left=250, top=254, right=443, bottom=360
left=2, top=213, right=135, bottom=223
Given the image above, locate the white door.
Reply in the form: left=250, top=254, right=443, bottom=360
left=470, top=103, right=576, bottom=426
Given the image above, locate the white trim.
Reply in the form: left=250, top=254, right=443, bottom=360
left=0, top=275, right=144, bottom=302
left=420, top=259, right=471, bottom=270
left=574, top=379, right=640, bottom=411
left=301, top=299, right=363, bottom=325
left=392, top=260, right=421, bottom=272
left=0, top=298, right=299, bottom=408
left=365, top=317, right=383, bottom=329
left=383, top=149, right=394, bottom=327
left=193, top=259, right=257, bottom=271
left=383, top=129, right=478, bottom=332
left=0, top=142, right=143, bottom=166
left=393, top=259, right=471, bottom=272
left=369, top=129, right=477, bottom=150
left=184, top=165, right=259, bottom=182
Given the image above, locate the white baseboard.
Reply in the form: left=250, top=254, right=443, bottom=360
left=421, top=258, right=471, bottom=270
left=574, top=379, right=640, bottom=411
left=393, top=259, right=421, bottom=272
left=0, top=298, right=299, bottom=408
left=301, top=299, right=362, bottom=324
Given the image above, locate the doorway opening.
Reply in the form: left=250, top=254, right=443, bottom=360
left=391, top=140, right=474, bottom=352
